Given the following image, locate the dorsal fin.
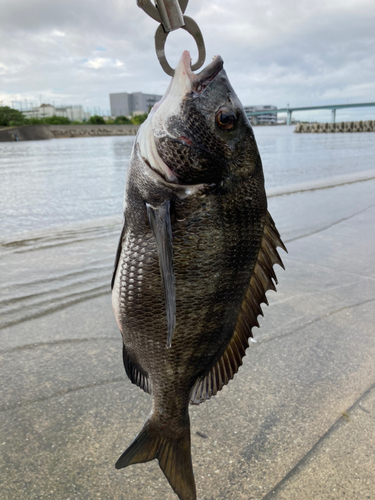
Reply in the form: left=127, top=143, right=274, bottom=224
left=190, top=212, right=287, bottom=405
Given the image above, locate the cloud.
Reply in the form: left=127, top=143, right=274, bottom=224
left=0, top=0, right=374, bottom=120
left=52, top=30, right=66, bottom=37
left=83, top=58, right=125, bottom=69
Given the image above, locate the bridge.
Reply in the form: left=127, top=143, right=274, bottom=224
left=245, top=102, right=375, bottom=125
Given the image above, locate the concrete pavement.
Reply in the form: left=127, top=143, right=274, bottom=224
left=1, top=178, right=374, bottom=499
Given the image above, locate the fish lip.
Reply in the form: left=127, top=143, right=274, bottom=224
left=177, top=51, right=224, bottom=93
left=191, top=55, right=224, bottom=93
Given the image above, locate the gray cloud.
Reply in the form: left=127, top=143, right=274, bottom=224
left=1, top=0, right=374, bottom=121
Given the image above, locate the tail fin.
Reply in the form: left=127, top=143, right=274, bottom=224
left=115, top=417, right=196, bottom=500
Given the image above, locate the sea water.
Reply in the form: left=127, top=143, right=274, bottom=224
left=1, top=126, right=374, bottom=327
left=1, top=127, right=375, bottom=235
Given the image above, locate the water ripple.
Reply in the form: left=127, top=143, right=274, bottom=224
left=0, top=216, right=121, bottom=328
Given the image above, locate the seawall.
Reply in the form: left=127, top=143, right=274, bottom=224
left=49, top=124, right=139, bottom=138
left=0, top=124, right=140, bottom=142
left=295, top=120, right=375, bottom=133
left=0, top=125, right=55, bottom=142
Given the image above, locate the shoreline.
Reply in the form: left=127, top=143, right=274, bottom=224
left=0, top=124, right=140, bottom=142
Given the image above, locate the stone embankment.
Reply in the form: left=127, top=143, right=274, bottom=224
left=295, top=120, right=375, bottom=133
left=0, top=124, right=140, bottom=142
left=0, top=124, right=55, bottom=142
left=49, top=124, right=139, bottom=138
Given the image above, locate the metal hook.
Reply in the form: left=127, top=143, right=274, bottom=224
left=155, top=16, right=206, bottom=76
left=137, top=0, right=206, bottom=76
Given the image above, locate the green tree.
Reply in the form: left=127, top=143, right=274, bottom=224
left=44, top=115, right=71, bottom=125
left=131, top=113, right=148, bottom=125
left=89, top=115, right=105, bottom=125
left=114, top=115, right=132, bottom=125
left=25, top=117, right=46, bottom=125
left=0, top=106, right=26, bottom=127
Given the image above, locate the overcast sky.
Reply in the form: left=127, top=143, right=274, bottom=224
left=1, top=0, right=374, bottom=121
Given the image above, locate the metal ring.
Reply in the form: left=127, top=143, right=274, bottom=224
left=183, top=16, right=206, bottom=72
left=154, top=15, right=206, bottom=76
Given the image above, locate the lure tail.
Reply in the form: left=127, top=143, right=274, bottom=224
left=116, top=416, right=196, bottom=500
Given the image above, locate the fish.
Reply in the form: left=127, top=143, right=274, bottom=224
left=111, top=50, right=286, bottom=500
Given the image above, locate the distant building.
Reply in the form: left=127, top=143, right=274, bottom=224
left=109, top=92, right=162, bottom=117
left=244, top=105, right=277, bottom=125
left=22, top=104, right=91, bottom=122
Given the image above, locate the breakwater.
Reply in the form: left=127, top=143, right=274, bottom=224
left=50, top=124, right=139, bottom=138
left=0, top=124, right=54, bottom=142
left=0, top=124, right=139, bottom=142
left=295, top=120, right=375, bottom=133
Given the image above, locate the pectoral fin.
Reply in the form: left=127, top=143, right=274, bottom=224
left=146, top=200, right=176, bottom=348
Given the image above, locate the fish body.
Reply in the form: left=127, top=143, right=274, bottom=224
left=111, top=51, right=286, bottom=500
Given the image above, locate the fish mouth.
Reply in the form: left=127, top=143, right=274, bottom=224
left=150, top=51, right=224, bottom=119
left=191, top=55, right=224, bottom=93
left=177, top=50, right=224, bottom=94
left=138, top=52, right=225, bottom=183
left=159, top=53, right=224, bottom=147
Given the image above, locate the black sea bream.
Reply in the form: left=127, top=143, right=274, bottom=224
left=111, top=50, right=286, bottom=500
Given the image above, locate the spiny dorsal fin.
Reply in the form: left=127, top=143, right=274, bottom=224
left=122, top=345, right=152, bottom=395
left=190, top=212, right=286, bottom=405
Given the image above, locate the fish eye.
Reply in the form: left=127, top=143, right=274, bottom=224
left=215, top=108, right=237, bottom=131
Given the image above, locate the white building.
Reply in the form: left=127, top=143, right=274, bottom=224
left=22, top=104, right=91, bottom=122
left=244, top=105, right=277, bottom=125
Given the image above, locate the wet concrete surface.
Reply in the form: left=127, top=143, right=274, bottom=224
left=1, top=179, right=375, bottom=499
left=267, top=385, right=375, bottom=499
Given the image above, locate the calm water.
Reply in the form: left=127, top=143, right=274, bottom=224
left=1, top=127, right=374, bottom=329
left=1, top=127, right=374, bottom=236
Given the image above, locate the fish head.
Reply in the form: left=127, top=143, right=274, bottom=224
left=139, top=51, right=260, bottom=185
